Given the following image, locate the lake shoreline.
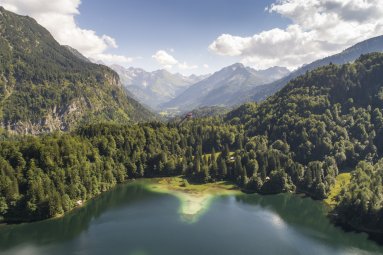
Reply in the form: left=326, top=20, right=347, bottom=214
left=1, top=179, right=383, bottom=255
left=2, top=175, right=382, bottom=244
left=329, top=213, right=383, bottom=245
left=0, top=179, right=140, bottom=226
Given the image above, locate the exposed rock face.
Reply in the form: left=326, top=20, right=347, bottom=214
left=0, top=7, right=155, bottom=134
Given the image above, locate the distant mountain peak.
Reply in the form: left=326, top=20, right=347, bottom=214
left=153, top=69, right=170, bottom=74
left=111, top=60, right=292, bottom=113
left=110, top=65, right=208, bottom=111
left=162, top=62, right=290, bottom=112
left=230, top=63, right=245, bottom=69
left=260, top=66, right=290, bottom=72
left=215, top=63, right=251, bottom=77
left=244, top=35, right=383, bottom=103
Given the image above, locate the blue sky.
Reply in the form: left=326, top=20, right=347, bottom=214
left=76, top=0, right=288, bottom=74
left=2, top=0, right=383, bottom=75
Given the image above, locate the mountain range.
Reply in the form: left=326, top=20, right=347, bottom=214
left=241, top=35, right=383, bottom=103
left=161, top=64, right=289, bottom=112
left=110, top=65, right=208, bottom=110
left=3, top=4, right=383, bottom=134
left=112, top=62, right=289, bottom=114
left=113, top=35, right=383, bottom=114
left=1, top=5, right=383, bottom=236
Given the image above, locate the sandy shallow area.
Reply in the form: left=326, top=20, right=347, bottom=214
left=146, top=177, right=239, bottom=223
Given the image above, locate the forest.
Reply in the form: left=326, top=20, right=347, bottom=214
left=1, top=52, right=383, bottom=235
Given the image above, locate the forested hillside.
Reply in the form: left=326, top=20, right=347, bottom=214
left=0, top=120, right=242, bottom=221
left=2, top=53, right=383, bottom=233
left=336, top=160, right=383, bottom=232
left=226, top=52, right=383, bottom=232
left=231, top=53, right=383, bottom=165
left=0, top=7, right=154, bottom=134
left=0, top=5, right=383, bottom=236
left=241, top=35, right=383, bottom=104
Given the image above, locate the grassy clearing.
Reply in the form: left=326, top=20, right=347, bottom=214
left=151, top=176, right=237, bottom=194
left=324, top=173, right=351, bottom=207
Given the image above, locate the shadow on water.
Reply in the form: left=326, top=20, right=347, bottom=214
left=1, top=181, right=383, bottom=255
left=235, top=193, right=383, bottom=253
left=0, top=182, right=159, bottom=250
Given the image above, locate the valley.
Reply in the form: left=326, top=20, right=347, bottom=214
left=114, top=36, right=383, bottom=116
left=1, top=2, right=383, bottom=255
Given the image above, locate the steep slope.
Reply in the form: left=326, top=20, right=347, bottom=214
left=229, top=53, right=383, bottom=160
left=162, top=63, right=289, bottom=112
left=111, top=65, right=208, bottom=110
left=63, top=45, right=91, bottom=63
left=244, top=35, right=383, bottom=103
left=0, top=7, right=154, bottom=134
left=225, top=52, right=383, bottom=233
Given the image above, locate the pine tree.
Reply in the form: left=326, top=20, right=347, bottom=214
left=211, top=148, right=216, bottom=162
left=241, top=171, right=249, bottom=187
left=234, top=156, right=243, bottom=177
left=222, top=144, right=230, bottom=160
left=218, top=158, right=228, bottom=179
left=247, top=159, right=259, bottom=177
left=193, top=154, right=201, bottom=174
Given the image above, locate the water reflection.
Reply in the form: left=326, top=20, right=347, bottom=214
left=0, top=182, right=156, bottom=250
left=0, top=182, right=382, bottom=255
left=235, top=193, right=383, bottom=253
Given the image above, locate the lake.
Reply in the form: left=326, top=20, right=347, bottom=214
left=0, top=181, right=382, bottom=255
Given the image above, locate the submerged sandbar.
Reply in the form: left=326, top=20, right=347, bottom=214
left=146, top=177, right=239, bottom=223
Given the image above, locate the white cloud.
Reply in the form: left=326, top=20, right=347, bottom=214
left=0, top=0, right=132, bottom=65
left=152, top=50, right=178, bottom=67
left=209, top=0, right=383, bottom=70
left=152, top=50, right=198, bottom=70
left=96, top=54, right=133, bottom=64
left=203, top=64, right=209, bottom=69
left=101, top=35, right=118, bottom=49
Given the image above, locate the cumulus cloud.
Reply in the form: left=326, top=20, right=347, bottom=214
left=152, top=50, right=178, bottom=68
left=209, top=0, right=383, bottom=70
left=152, top=50, right=198, bottom=70
left=0, top=0, right=132, bottom=65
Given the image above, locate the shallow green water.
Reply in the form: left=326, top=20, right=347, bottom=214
left=0, top=181, right=382, bottom=255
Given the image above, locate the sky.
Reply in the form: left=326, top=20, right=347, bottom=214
left=1, top=0, right=383, bottom=75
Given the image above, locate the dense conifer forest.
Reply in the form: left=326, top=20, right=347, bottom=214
left=1, top=6, right=383, bottom=237
left=2, top=53, right=383, bottom=234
